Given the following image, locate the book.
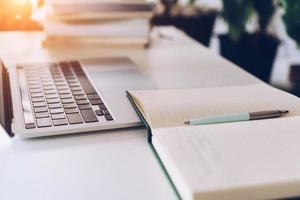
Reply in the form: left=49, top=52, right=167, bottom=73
left=45, top=11, right=153, bottom=21
left=127, top=83, right=300, bottom=200
left=42, top=35, right=150, bottom=48
left=49, top=2, right=155, bottom=14
left=42, top=18, right=150, bottom=37
left=38, top=0, right=153, bottom=48
left=45, top=0, right=154, bottom=21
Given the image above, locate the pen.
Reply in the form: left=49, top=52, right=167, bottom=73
left=184, top=110, right=289, bottom=125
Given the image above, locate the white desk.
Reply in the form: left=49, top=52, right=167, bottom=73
left=0, top=27, right=260, bottom=200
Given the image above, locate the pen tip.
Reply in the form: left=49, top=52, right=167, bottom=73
left=280, top=110, right=289, bottom=114
left=184, top=121, right=190, bottom=125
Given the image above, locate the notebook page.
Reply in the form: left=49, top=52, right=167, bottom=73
left=153, top=116, right=300, bottom=200
left=129, top=84, right=300, bottom=128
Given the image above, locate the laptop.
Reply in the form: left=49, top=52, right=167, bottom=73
left=0, top=57, right=155, bottom=138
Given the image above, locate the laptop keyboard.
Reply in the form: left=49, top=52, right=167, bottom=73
left=18, top=61, right=113, bottom=129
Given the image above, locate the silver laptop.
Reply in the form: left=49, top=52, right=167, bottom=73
left=0, top=57, right=155, bottom=138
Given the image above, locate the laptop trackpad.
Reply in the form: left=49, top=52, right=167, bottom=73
left=85, top=67, right=155, bottom=123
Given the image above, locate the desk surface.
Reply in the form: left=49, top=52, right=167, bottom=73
left=0, top=27, right=260, bottom=200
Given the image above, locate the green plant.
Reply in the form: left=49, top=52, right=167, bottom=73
left=283, top=0, right=300, bottom=46
left=188, top=0, right=196, bottom=5
left=222, top=0, right=282, bottom=41
left=221, top=0, right=253, bottom=41
left=252, top=0, right=276, bottom=33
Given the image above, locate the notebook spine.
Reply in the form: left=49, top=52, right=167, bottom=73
left=126, top=91, right=152, bottom=143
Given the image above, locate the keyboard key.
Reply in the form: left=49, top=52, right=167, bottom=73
left=29, top=80, right=40, bottom=85
left=68, top=82, right=80, bottom=87
left=67, top=113, right=83, bottom=124
left=65, top=108, right=79, bottom=114
left=66, top=76, right=76, bottom=80
left=44, top=90, right=56, bottom=95
left=59, top=94, right=72, bottom=99
left=78, top=104, right=92, bottom=110
left=51, top=113, right=66, bottom=120
left=65, top=71, right=74, bottom=76
left=31, top=93, right=43, bottom=98
left=41, top=77, right=52, bottom=82
left=55, top=82, right=66, bottom=86
left=70, top=86, right=82, bottom=91
left=67, top=78, right=78, bottom=83
left=99, top=104, right=106, bottom=109
left=34, top=107, right=47, bottom=113
left=49, top=108, right=64, bottom=114
left=87, top=94, right=100, bottom=100
left=70, top=61, right=81, bottom=69
left=39, top=71, right=51, bottom=76
left=33, top=102, right=46, bottom=107
left=30, top=89, right=42, bottom=93
left=32, top=97, right=45, bottom=102
left=104, top=114, right=113, bottom=121
left=26, top=71, right=38, bottom=75
left=74, top=95, right=86, bottom=100
left=43, top=86, right=55, bottom=90
left=48, top=103, right=62, bottom=109
left=41, top=74, right=51, bottom=78
left=25, top=123, right=36, bottom=129
left=95, top=110, right=103, bottom=116
left=57, top=86, right=69, bottom=90
left=61, top=99, right=74, bottom=104
left=72, top=90, right=84, bottom=96
left=53, top=75, right=63, bottom=79
left=102, top=109, right=110, bottom=115
left=64, top=72, right=73, bottom=76
left=45, top=94, right=58, bottom=99
left=35, top=112, right=49, bottom=118
left=54, top=78, right=64, bottom=82
left=59, top=62, right=70, bottom=69
left=76, top=99, right=89, bottom=105
left=90, top=99, right=102, bottom=105
left=58, top=90, right=70, bottom=94
left=36, top=117, right=52, bottom=128
left=80, top=109, right=98, bottom=123
left=29, top=85, right=41, bottom=89
left=27, top=77, right=39, bottom=81
left=42, top=82, right=54, bottom=87
left=41, top=78, right=53, bottom=82
left=41, top=77, right=52, bottom=81
left=47, top=98, right=60, bottom=104
left=53, top=119, right=68, bottom=126
left=63, top=103, right=77, bottom=109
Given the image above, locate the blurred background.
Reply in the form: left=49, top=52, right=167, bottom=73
left=1, top=0, right=300, bottom=96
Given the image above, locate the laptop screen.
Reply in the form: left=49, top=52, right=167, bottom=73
left=0, top=61, right=12, bottom=136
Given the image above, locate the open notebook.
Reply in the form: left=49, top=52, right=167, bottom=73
left=127, top=83, right=300, bottom=200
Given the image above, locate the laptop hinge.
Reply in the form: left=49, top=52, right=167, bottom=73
left=0, top=61, right=14, bottom=137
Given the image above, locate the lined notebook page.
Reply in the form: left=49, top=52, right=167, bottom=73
left=153, top=117, right=300, bottom=200
left=129, top=84, right=300, bottom=128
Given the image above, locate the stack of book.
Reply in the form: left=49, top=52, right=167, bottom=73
left=40, top=0, right=154, bottom=48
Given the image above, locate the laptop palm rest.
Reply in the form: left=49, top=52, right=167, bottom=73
left=84, top=65, right=155, bottom=124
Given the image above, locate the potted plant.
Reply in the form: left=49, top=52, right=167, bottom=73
left=282, top=0, right=300, bottom=93
left=283, top=0, right=300, bottom=47
left=152, top=0, right=218, bottom=46
left=219, top=0, right=281, bottom=82
left=160, top=0, right=179, bottom=16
